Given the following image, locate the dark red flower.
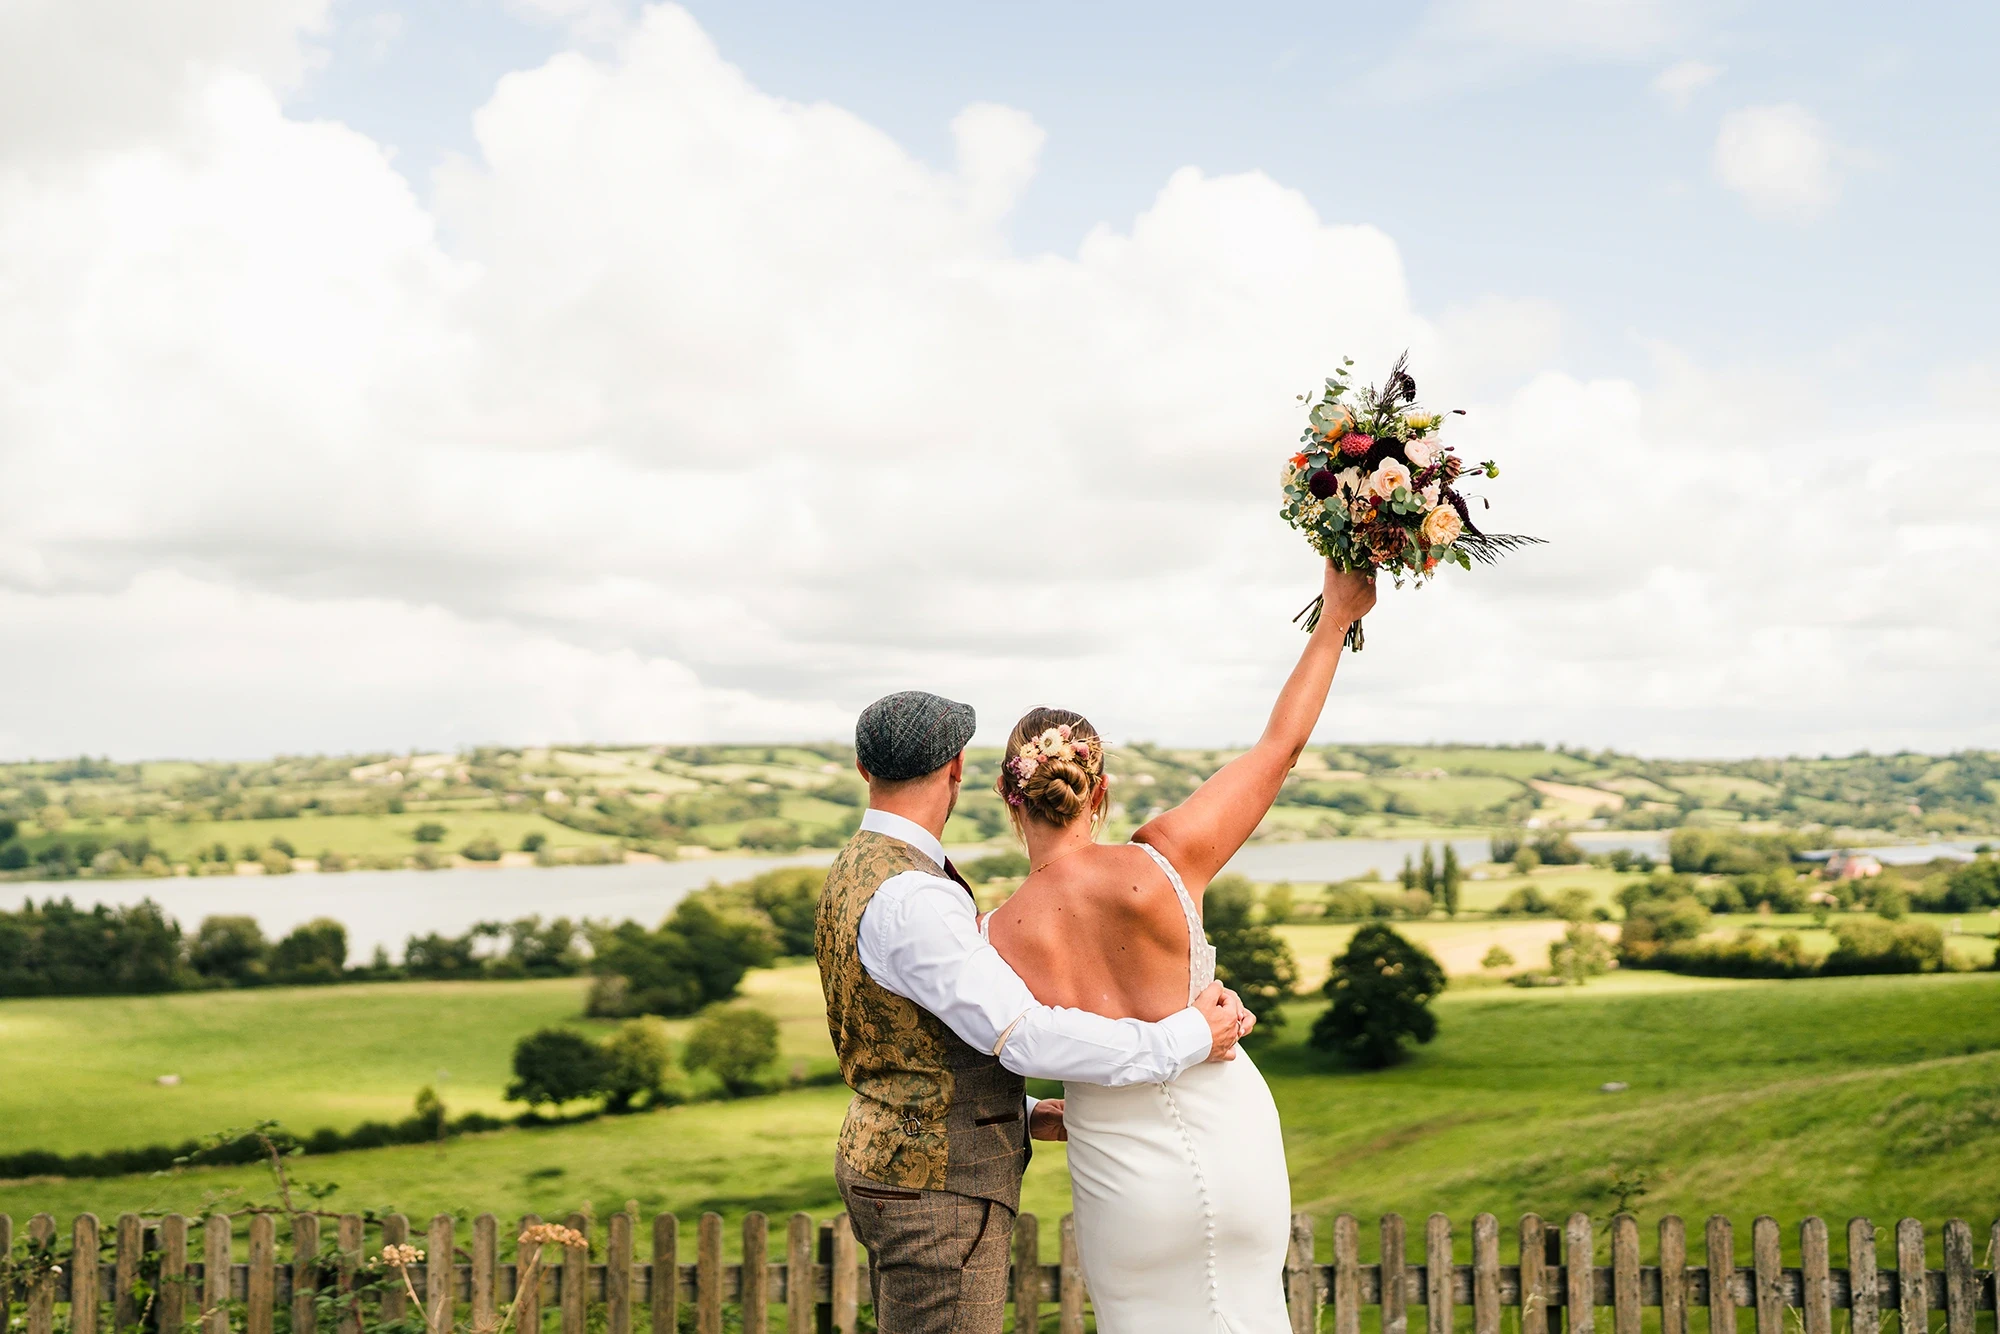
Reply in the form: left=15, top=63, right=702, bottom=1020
left=1308, top=469, right=1338, bottom=499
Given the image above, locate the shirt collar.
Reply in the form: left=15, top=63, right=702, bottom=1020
left=860, top=808, right=947, bottom=869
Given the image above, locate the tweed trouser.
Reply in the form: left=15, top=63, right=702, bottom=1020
left=836, top=1159, right=1016, bottom=1334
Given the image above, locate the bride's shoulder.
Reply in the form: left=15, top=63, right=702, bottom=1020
left=1077, top=844, right=1183, bottom=921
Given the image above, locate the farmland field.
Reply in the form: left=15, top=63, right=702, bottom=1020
left=5, top=963, right=2000, bottom=1253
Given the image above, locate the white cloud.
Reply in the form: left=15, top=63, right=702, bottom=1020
left=1651, top=59, right=1721, bottom=110
left=1713, top=102, right=1842, bottom=221
left=1, top=3, right=1995, bottom=761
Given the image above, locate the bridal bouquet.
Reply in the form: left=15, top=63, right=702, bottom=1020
left=1280, top=352, right=1540, bottom=649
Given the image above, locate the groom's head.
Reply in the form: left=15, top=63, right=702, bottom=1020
left=855, top=690, right=975, bottom=818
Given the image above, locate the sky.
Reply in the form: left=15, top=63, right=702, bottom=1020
left=1, top=0, right=1995, bottom=761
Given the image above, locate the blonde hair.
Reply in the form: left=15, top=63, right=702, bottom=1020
left=995, top=707, right=1106, bottom=830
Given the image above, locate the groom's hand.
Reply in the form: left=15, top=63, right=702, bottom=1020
left=1195, top=980, right=1248, bottom=1061
left=1029, top=1099, right=1067, bottom=1141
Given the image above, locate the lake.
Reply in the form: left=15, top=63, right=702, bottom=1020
left=4, top=833, right=1674, bottom=961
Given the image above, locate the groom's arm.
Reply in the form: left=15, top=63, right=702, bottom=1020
left=856, top=872, right=1216, bottom=1085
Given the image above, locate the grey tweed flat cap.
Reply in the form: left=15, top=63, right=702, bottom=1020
left=855, top=690, right=976, bottom=782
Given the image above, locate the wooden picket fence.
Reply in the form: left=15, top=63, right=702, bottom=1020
left=3, top=1209, right=1996, bottom=1334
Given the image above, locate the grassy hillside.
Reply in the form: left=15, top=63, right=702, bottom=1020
left=4, top=966, right=1999, bottom=1250
left=5, top=743, right=1996, bottom=885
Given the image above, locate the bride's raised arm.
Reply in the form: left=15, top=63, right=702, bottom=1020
left=1133, top=561, right=1377, bottom=893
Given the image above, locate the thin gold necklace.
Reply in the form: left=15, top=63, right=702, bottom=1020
left=1028, top=841, right=1094, bottom=875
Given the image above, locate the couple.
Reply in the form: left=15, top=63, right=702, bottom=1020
left=812, top=563, right=1376, bottom=1334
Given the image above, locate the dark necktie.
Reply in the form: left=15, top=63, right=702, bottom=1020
left=941, top=857, right=974, bottom=898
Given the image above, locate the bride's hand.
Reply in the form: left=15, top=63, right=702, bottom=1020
left=1320, top=562, right=1377, bottom=631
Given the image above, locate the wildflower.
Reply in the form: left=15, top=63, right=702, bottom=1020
left=1404, top=412, right=1438, bottom=432
left=382, top=1244, right=425, bottom=1268
left=1289, top=452, right=1309, bottom=471
left=517, top=1223, right=589, bottom=1249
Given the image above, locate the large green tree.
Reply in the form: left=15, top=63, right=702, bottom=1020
left=1309, top=924, right=1445, bottom=1068
left=1203, top=875, right=1299, bottom=1029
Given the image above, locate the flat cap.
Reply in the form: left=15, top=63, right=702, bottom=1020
left=855, top=690, right=976, bottom=782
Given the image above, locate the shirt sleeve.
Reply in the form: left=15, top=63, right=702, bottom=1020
left=856, top=870, right=1214, bottom=1086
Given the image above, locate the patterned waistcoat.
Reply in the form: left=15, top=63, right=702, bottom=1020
left=814, top=828, right=1029, bottom=1207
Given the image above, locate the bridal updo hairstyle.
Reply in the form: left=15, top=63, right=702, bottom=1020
left=996, top=707, right=1105, bottom=828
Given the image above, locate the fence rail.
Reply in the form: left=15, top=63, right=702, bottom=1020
left=3, top=1211, right=1995, bottom=1334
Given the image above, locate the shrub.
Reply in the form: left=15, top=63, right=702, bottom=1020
left=1495, top=885, right=1551, bottom=916
left=737, top=820, right=802, bottom=852
left=1309, top=924, right=1446, bottom=1069
left=1531, top=833, right=1585, bottom=866
left=190, top=915, right=269, bottom=986
left=960, top=850, right=1029, bottom=882
left=601, top=1017, right=675, bottom=1111
left=1618, top=895, right=1711, bottom=961
left=1480, top=945, right=1514, bottom=970
left=1551, top=887, right=1595, bottom=922
left=269, top=918, right=346, bottom=984
left=1631, top=930, right=1816, bottom=979
left=1261, top=882, right=1296, bottom=924
left=506, top=1028, right=611, bottom=1108
left=1821, top=920, right=1948, bottom=976
left=521, top=832, right=547, bottom=853
left=412, top=822, right=447, bottom=844
left=683, top=1005, right=779, bottom=1097
left=1203, top=876, right=1300, bottom=1029
left=461, top=836, right=504, bottom=863
left=258, top=847, right=294, bottom=876
left=1549, top=923, right=1614, bottom=984
left=588, top=898, right=775, bottom=1017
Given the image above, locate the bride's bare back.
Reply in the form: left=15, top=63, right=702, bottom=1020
left=986, top=842, right=1194, bottom=1022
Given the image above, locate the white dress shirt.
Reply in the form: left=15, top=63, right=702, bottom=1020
left=852, top=808, right=1212, bottom=1090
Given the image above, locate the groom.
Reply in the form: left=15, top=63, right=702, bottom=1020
left=814, top=689, right=1251, bottom=1334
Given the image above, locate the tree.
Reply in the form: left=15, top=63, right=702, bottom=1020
left=1261, top=882, right=1295, bottom=924
left=1440, top=845, right=1462, bottom=917
left=1549, top=923, right=1614, bottom=985
left=412, top=822, right=447, bottom=843
left=270, top=918, right=346, bottom=984
left=683, top=1005, right=779, bottom=1097
left=506, top=1028, right=611, bottom=1108
left=1418, top=844, right=1437, bottom=897
left=1480, top=944, right=1514, bottom=971
left=190, top=915, right=269, bottom=986
left=1309, top=924, right=1445, bottom=1069
left=1203, top=875, right=1300, bottom=1029
left=587, top=897, right=775, bottom=1017
left=741, top=868, right=824, bottom=957
left=521, top=832, right=547, bottom=853
left=601, top=1017, right=675, bottom=1111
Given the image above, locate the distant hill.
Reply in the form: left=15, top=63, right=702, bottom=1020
left=1, top=743, right=1995, bottom=882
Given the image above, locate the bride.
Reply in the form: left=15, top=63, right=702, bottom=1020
left=982, top=561, right=1376, bottom=1333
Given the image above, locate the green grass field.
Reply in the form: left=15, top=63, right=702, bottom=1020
left=5, top=965, right=1999, bottom=1255
left=61, top=810, right=605, bottom=862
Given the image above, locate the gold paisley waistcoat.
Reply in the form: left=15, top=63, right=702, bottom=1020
left=814, top=828, right=1029, bottom=1206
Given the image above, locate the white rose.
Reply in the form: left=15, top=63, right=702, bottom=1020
left=1368, top=459, right=1413, bottom=500
left=1405, top=436, right=1440, bottom=468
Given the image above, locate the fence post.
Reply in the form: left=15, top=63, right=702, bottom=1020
left=1383, top=1215, right=1409, bottom=1334
left=1289, top=1212, right=1318, bottom=1334
left=1612, top=1214, right=1640, bottom=1334
left=1334, top=1214, right=1362, bottom=1334
left=159, top=1215, right=188, bottom=1334
left=653, top=1214, right=679, bottom=1334
left=516, top=1214, right=543, bottom=1334
left=73, top=1214, right=102, bottom=1334
left=1013, top=1212, right=1040, bottom=1334
left=292, top=1213, right=321, bottom=1334
left=786, top=1214, right=813, bottom=1334
left=427, top=1215, right=455, bottom=1334
left=115, top=1213, right=143, bottom=1331
left=1706, top=1217, right=1736, bottom=1334
left=0, top=1216, right=11, bottom=1324
left=560, top=1214, right=587, bottom=1334
left=815, top=1220, right=833, bottom=1334
left=1427, top=1214, right=1454, bottom=1334
left=742, top=1213, right=768, bottom=1334
left=472, top=1215, right=497, bottom=1334
left=1059, top=1214, right=1087, bottom=1334
left=1521, top=1214, right=1548, bottom=1334
left=380, top=1216, right=409, bottom=1326
left=829, top=1215, right=857, bottom=1334
left=336, top=1215, right=363, bottom=1334
left=1472, top=1213, right=1499, bottom=1334
left=1896, top=1219, right=1925, bottom=1334
left=696, top=1213, right=721, bottom=1334
left=1848, top=1220, right=1879, bottom=1334
left=203, top=1214, right=231, bottom=1334
left=29, top=1214, right=55, bottom=1334
left=1942, top=1220, right=1975, bottom=1334
left=1659, top=1216, right=1687, bottom=1334
left=1752, top=1217, right=1783, bottom=1334
left=1801, top=1217, right=1831, bottom=1334
left=605, top=1211, right=630, bottom=1334
left=1565, top=1214, right=1593, bottom=1334
left=245, top=1215, right=275, bottom=1334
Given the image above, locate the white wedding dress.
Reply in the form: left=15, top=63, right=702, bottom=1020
left=989, top=842, right=1293, bottom=1333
